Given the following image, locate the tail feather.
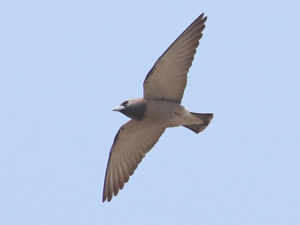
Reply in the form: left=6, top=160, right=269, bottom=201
left=183, top=113, right=213, bottom=134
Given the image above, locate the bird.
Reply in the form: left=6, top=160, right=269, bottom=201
left=103, top=13, right=213, bottom=202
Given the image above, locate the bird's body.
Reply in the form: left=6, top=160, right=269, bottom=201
left=124, top=98, right=201, bottom=127
left=146, top=100, right=196, bottom=128
left=103, top=13, right=213, bottom=202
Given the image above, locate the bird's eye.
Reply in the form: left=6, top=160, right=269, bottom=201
left=124, top=101, right=128, bottom=105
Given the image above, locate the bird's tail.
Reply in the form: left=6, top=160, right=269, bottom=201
left=183, top=113, right=213, bottom=134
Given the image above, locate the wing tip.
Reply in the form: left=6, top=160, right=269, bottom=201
left=199, top=13, right=207, bottom=28
left=102, top=188, right=113, bottom=202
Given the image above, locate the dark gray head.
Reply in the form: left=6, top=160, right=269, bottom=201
left=113, top=98, right=147, bottom=121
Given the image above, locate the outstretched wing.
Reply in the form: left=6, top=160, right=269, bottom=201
left=103, top=119, right=165, bottom=202
left=143, top=13, right=207, bottom=103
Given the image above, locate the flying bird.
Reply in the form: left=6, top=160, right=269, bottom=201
left=103, top=13, right=213, bottom=202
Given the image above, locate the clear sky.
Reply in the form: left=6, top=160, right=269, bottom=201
left=1, top=0, right=300, bottom=224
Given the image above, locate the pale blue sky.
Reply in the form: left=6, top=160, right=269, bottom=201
left=1, top=0, right=300, bottom=224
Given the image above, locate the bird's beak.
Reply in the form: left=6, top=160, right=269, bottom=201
left=112, top=105, right=125, bottom=112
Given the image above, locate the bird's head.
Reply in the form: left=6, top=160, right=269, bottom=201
left=113, top=98, right=147, bottom=120
left=113, top=98, right=147, bottom=121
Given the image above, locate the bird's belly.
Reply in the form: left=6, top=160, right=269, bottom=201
left=167, top=110, right=191, bottom=127
left=146, top=100, right=196, bottom=127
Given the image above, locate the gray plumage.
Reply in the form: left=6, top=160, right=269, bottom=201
left=103, top=13, right=213, bottom=202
